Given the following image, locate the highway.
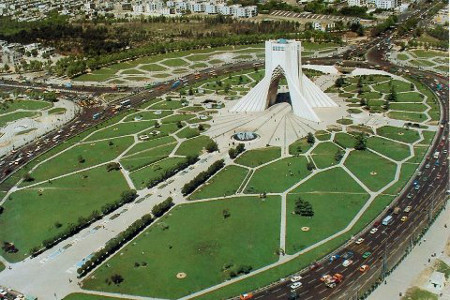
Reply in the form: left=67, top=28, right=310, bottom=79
left=249, top=31, right=449, bottom=300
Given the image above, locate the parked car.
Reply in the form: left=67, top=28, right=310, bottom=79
left=290, top=275, right=302, bottom=282
left=370, top=228, right=378, bottom=234
left=359, top=265, right=370, bottom=273
left=290, top=282, right=303, bottom=290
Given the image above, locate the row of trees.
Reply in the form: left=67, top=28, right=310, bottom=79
left=181, top=159, right=225, bottom=195
left=229, top=143, right=245, bottom=159
left=151, top=197, right=174, bottom=217
left=31, top=189, right=138, bottom=257
left=146, top=155, right=199, bottom=188
left=77, top=213, right=154, bottom=277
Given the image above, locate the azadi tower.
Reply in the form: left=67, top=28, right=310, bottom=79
left=231, top=39, right=337, bottom=122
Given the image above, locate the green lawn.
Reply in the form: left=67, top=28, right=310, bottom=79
left=344, top=150, right=397, bottom=191
left=334, top=132, right=357, bottom=149
left=129, top=157, right=188, bottom=189
left=286, top=192, right=369, bottom=254
left=374, top=80, right=412, bottom=93
left=86, top=121, right=155, bottom=141
left=396, top=92, right=424, bottom=102
left=0, top=99, right=52, bottom=113
left=389, top=102, right=427, bottom=112
left=376, top=126, right=420, bottom=143
left=0, top=111, right=40, bottom=127
left=189, top=165, right=249, bottom=200
left=140, top=64, right=167, bottom=72
left=64, top=294, right=128, bottom=300
left=48, top=107, right=67, bottom=115
left=367, top=136, right=411, bottom=161
left=411, top=49, right=447, bottom=58
left=245, top=157, right=309, bottom=194
left=124, top=136, right=177, bottom=156
left=310, top=142, right=341, bottom=169
left=176, top=127, right=200, bottom=139
left=315, top=131, right=331, bottom=141
left=388, top=111, right=427, bottom=123
left=402, top=287, right=438, bottom=300
left=120, top=143, right=177, bottom=171
left=0, top=166, right=129, bottom=262
left=382, top=163, right=418, bottom=195
left=123, top=110, right=173, bottom=122
left=149, top=100, right=184, bottom=110
left=83, top=196, right=281, bottom=299
left=161, top=113, right=195, bottom=124
left=336, top=118, right=353, bottom=125
left=160, top=58, right=189, bottom=67
left=289, top=137, right=312, bottom=155
left=175, top=135, right=213, bottom=157
left=290, top=167, right=366, bottom=194
left=235, top=147, right=281, bottom=168
left=397, top=53, right=409, bottom=61
left=24, top=136, right=134, bottom=184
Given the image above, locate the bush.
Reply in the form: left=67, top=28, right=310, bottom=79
left=229, top=143, right=245, bottom=159
left=106, top=162, right=121, bottom=172
left=206, top=141, right=219, bottom=153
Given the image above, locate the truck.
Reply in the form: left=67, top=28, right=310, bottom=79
left=434, top=151, right=440, bottom=159
left=382, top=215, right=393, bottom=226
left=120, top=99, right=131, bottom=107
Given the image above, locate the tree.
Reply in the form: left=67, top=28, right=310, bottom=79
left=176, top=121, right=183, bottom=128
left=307, top=132, right=315, bottom=145
left=307, top=161, right=315, bottom=171
left=106, top=162, right=121, bottom=172
left=388, top=87, right=397, bottom=102
left=360, top=98, right=367, bottom=106
left=334, top=149, right=344, bottom=162
left=198, top=124, right=205, bottom=131
left=223, top=209, right=230, bottom=219
left=23, top=173, right=35, bottom=182
left=354, top=133, right=367, bottom=150
left=111, top=274, right=124, bottom=285
left=154, top=121, right=160, bottom=128
left=206, top=140, right=218, bottom=153
left=294, top=198, right=314, bottom=217
left=335, top=77, right=345, bottom=88
left=78, top=155, right=85, bottom=163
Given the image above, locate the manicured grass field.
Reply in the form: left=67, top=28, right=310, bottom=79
left=396, top=92, right=424, bottom=102
left=334, top=132, right=356, bottom=149
left=387, top=111, right=426, bottom=123
left=344, top=150, right=397, bottom=191
left=160, top=58, right=189, bottom=67
left=389, top=102, right=427, bottom=112
left=124, top=136, right=176, bottom=156
left=403, top=287, right=438, bottom=300
left=161, top=113, right=195, bottom=124
left=175, top=135, right=213, bottom=157
left=140, top=64, right=167, bottom=72
left=311, top=142, right=341, bottom=169
left=411, top=49, right=447, bottom=58
left=48, top=107, right=67, bottom=115
left=0, top=111, right=40, bottom=127
left=176, top=126, right=200, bottom=139
left=315, top=131, right=331, bottom=141
left=376, top=126, right=420, bottom=143
left=149, top=100, right=184, bottom=110
left=289, top=137, right=312, bottom=155
left=64, top=294, right=127, bottom=300
left=129, top=157, right=188, bottom=189
left=86, top=121, right=155, bottom=141
left=24, top=136, right=134, bottom=184
left=120, top=143, right=177, bottom=171
left=397, top=53, right=409, bottom=60
left=373, top=80, right=411, bottom=93
left=189, top=165, right=249, bottom=199
left=83, top=196, right=281, bottom=299
left=285, top=193, right=369, bottom=254
left=235, top=147, right=281, bottom=167
left=123, top=110, right=173, bottom=122
left=0, top=166, right=129, bottom=262
left=244, top=157, right=309, bottom=194
left=0, top=99, right=51, bottom=113
left=367, top=136, right=411, bottom=161
left=290, top=167, right=365, bottom=194
left=336, top=118, right=353, bottom=125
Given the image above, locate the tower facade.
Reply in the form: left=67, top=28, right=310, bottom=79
left=231, top=39, right=337, bottom=122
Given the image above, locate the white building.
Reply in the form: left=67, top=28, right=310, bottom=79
left=374, top=0, right=397, bottom=9
left=231, top=39, right=337, bottom=122
left=347, top=0, right=366, bottom=6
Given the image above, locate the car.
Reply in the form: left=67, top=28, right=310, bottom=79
left=425, top=163, right=431, bottom=169
left=240, top=293, right=253, bottom=300
left=435, top=160, right=440, bottom=166
left=404, top=206, right=412, bottom=213
left=310, top=262, right=321, bottom=270
left=290, top=282, right=303, bottom=290
left=415, top=185, right=420, bottom=191
left=407, top=193, right=413, bottom=199
left=355, top=238, right=364, bottom=245
left=373, top=220, right=381, bottom=227
left=362, top=251, right=372, bottom=259
left=401, top=216, right=408, bottom=222
left=359, top=265, right=370, bottom=273
left=329, top=254, right=340, bottom=262
left=422, top=176, right=428, bottom=182
left=290, top=275, right=302, bottom=282
left=342, top=251, right=354, bottom=259
left=370, top=228, right=378, bottom=234
left=413, top=179, right=419, bottom=185
left=444, top=149, right=448, bottom=154
left=320, top=274, right=333, bottom=282
left=342, top=259, right=353, bottom=267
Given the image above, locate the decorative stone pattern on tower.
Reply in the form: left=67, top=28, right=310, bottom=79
left=231, top=39, right=338, bottom=122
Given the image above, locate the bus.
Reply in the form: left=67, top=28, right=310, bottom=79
left=382, top=215, right=393, bottom=226
left=120, top=99, right=131, bottom=107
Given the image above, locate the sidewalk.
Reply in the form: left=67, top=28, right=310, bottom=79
left=368, top=203, right=450, bottom=300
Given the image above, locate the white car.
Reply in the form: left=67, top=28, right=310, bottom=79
left=355, top=238, right=364, bottom=244
left=342, top=259, right=353, bottom=267
left=290, top=275, right=302, bottom=282
left=290, top=282, right=302, bottom=290
left=370, top=228, right=378, bottom=234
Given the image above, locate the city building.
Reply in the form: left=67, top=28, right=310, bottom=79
left=231, top=39, right=337, bottom=122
